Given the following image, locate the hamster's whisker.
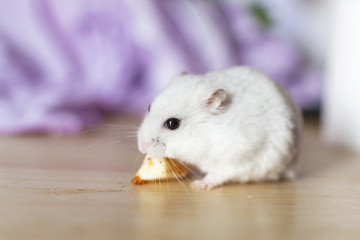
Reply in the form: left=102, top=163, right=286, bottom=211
left=128, top=143, right=138, bottom=151
left=177, top=161, right=201, bottom=179
left=100, top=123, right=138, bottom=129
left=118, top=138, right=137, bottom=145
left=76, top=126, right=125, bottom=136
left=122, top=134, right=138, bottom=140
left=81, top=123, right=137, bottom=133
left=183, top=148, right=203, bottom=177
left=122, top=142, right=133, bottom=153
left=174, top=148, right=203, bottom=180
left=128, top=135, right=138, bottom=139
left=165, top=160, right=191, bottom=196
left=129, top=143, right=139, bottom=151
left=158, top=141, right=166, bottom=149
left=155, top=176, right=159, bottom=193
left=84, top=136, right=124, bottom=149
left=107, top=139, right=127, bottom=145
left=82, top=125, right=137, bottom=135
left=132, top=152, right=143, bottom=163
left=154, top=175, right=157, bottom=192
left=101, top=126, right=140, bottom=134
left=158, top=175, right=162, bottom=192
left=166, top=172, right=170, bottom=194
left=168, top=158, right=192, bottom=184
left=104, top=137, right=136, bottom=148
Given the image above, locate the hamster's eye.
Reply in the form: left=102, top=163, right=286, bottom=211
left=148, top=104, right=151, bottom=112
left=164, top=118, right=180, bottom=130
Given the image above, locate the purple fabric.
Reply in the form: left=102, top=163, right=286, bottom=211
left=0, top=0, right=322, bottom=135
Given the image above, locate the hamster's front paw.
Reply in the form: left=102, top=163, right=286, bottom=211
left=190, top=179, right=217, bottom=190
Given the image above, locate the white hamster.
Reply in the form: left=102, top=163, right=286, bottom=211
left=137, top=66, right=302, bottom=190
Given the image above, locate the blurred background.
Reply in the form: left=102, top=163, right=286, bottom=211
left=1, top=0, right=357, bottom=150
left=1, top=3, right=360, bottom=239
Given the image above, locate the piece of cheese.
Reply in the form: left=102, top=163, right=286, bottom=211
left=131, top=155, right=187, bottom=184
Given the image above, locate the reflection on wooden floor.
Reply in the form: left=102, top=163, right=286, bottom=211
left=0, top=115, right=359, bottom=240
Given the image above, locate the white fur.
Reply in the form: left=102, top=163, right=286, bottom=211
left=137, top=66, right=302, bottom=190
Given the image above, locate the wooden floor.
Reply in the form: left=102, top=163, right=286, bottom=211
left=0, top=115, right=359, bottom=240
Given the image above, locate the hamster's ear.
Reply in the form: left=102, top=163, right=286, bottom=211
left=206, top=89, right=227, bottom=113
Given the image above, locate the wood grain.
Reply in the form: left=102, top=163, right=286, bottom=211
left=0, top=115, right=359, bottom=240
